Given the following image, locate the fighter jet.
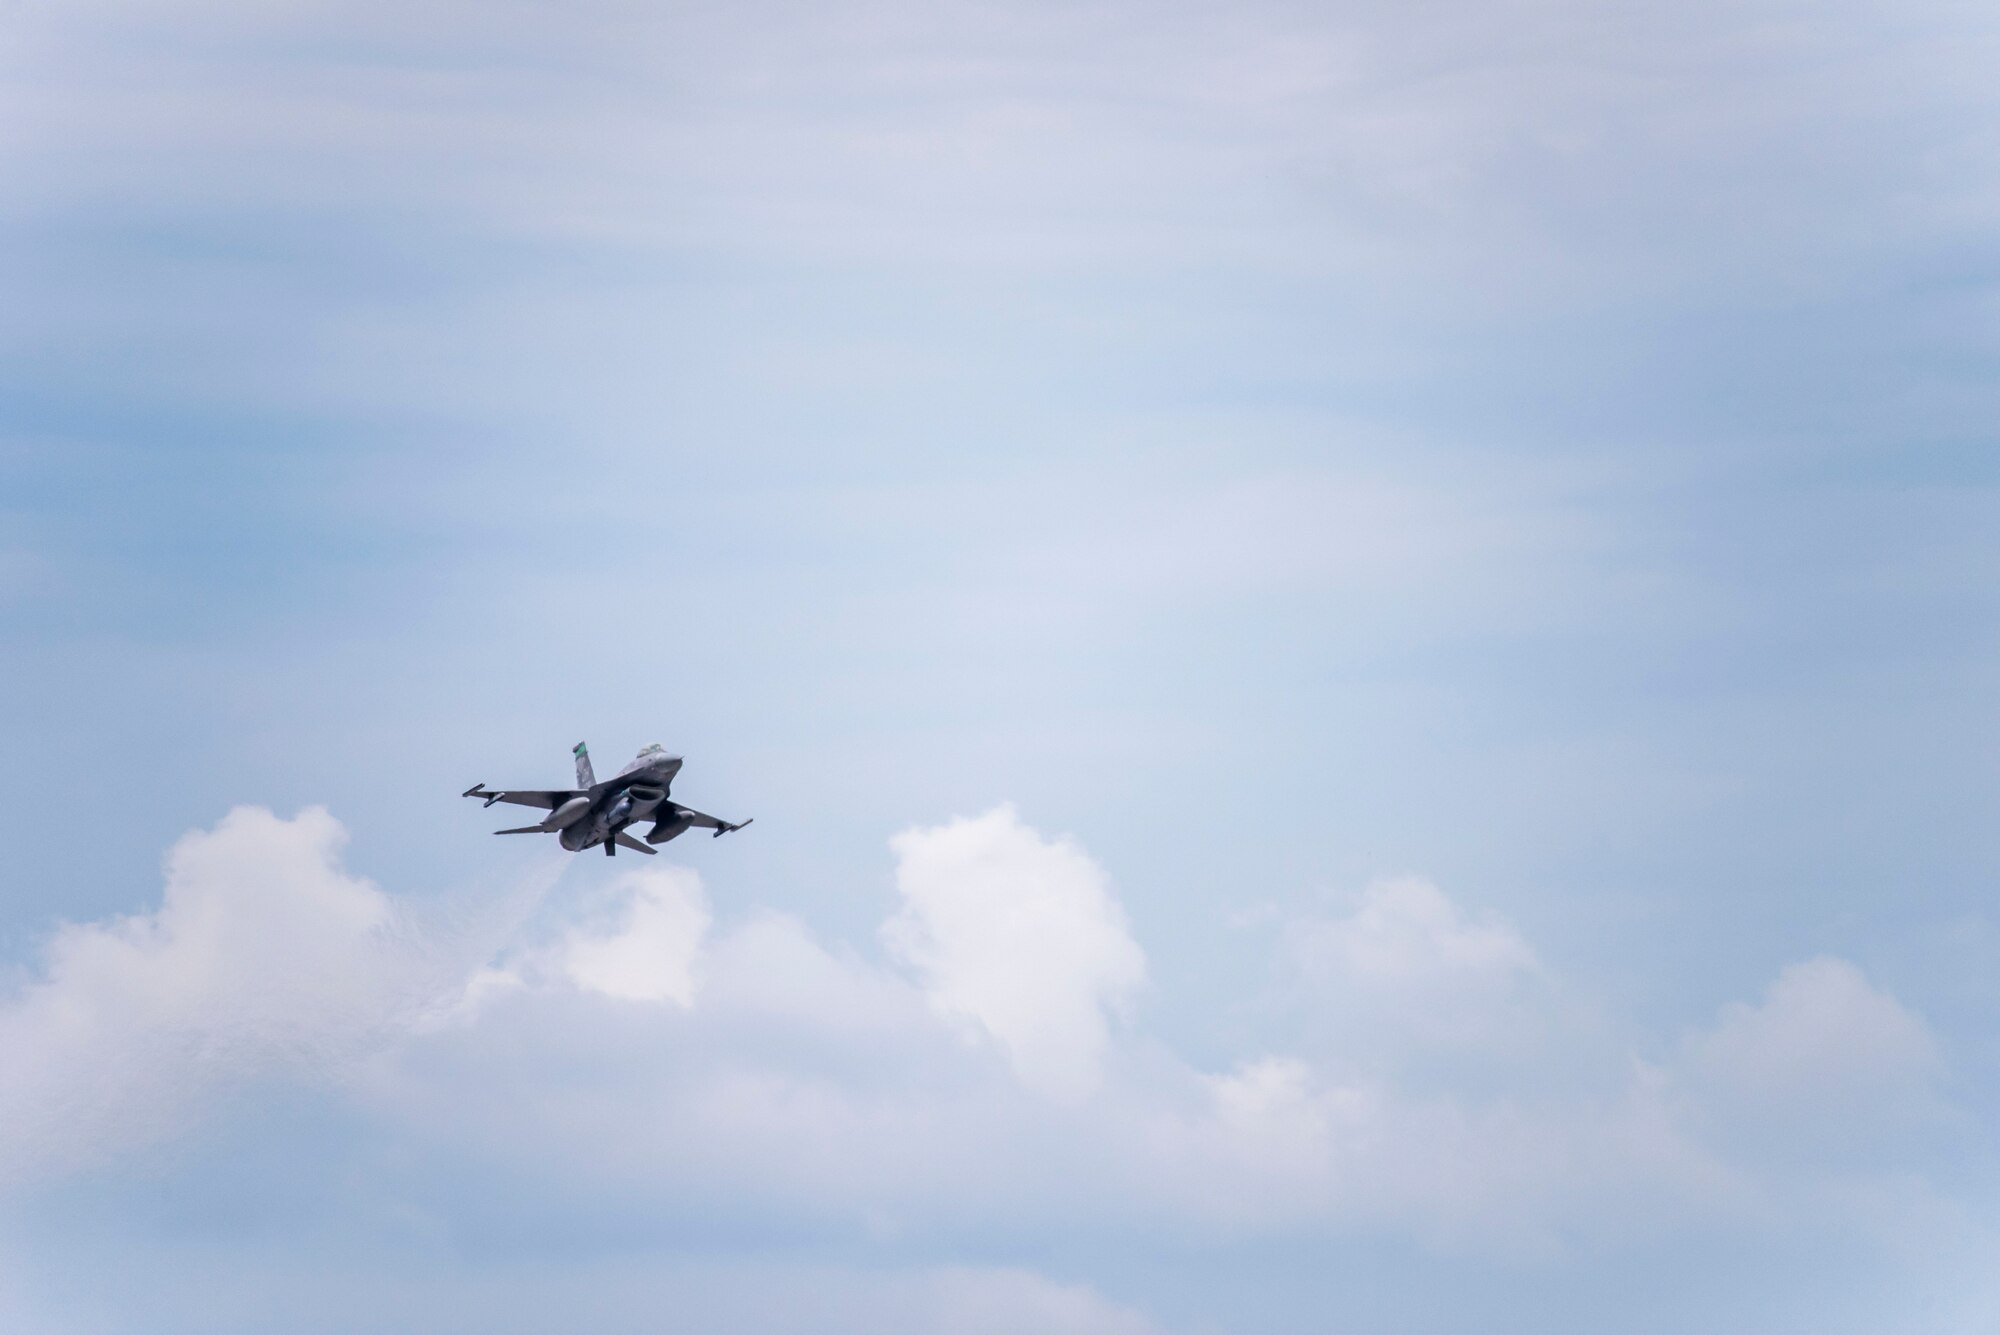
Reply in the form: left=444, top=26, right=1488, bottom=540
left=463, top=742, right=751, bottom=856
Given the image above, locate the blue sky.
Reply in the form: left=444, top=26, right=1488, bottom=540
left=4, top=0, right=2000, bottom=1329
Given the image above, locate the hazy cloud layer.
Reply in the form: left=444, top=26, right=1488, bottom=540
left=1, top=806, right=1982, bottom=1327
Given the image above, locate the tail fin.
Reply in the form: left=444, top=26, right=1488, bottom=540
left=574, top=741, right=596, bottom=788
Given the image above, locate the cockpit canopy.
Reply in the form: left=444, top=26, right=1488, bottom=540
left=619, top=743, right=683, bottom=777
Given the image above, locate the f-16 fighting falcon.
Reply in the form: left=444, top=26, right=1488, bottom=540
left=463, top=742, right=752, bottom=856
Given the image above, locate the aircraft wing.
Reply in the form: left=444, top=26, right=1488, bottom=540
left=462, top=785, right=583, bottom=811
left=676, top=805, right=755, bottom=837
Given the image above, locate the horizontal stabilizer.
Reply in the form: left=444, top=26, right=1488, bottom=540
left=613, top=830, right=656, bottom=855
left=493, top=825, right=549, bottom=835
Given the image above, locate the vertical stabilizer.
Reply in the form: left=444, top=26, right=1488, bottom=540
left=574, top=741, right=596, bottom=788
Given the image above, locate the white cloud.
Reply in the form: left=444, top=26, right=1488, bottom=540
left=1280, top=875, right=1544, bottom=1011
left=1678, top=956, right=1950, bottom=1155
left=1288, top=877, right=1539, bottom=991
left=882, top=804, right=1147, bottom=1099
left=1271, top=876, right=1573, bottom=1082
left=0, top=802, right=1968, bottom=1274
left=0, top=806, right=492, bottom=1183
left=1176, top=1050, right=1745, bottom=1252
left=1169, top=893, right=1959, bottom=1247
left=556, top=866, right=710, bottom=1005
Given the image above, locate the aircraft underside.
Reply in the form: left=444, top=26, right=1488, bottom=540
left=465, top=743, right=751, bottom=856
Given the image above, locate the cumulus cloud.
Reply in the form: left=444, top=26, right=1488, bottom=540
left=363, top=810, right=1956, bottom=1255
left=1287, top=877, right=1539, bottom=991
left=1678, top=956, right=1950, bottom=1157
left=1174, top=1049, right=1744, bottom=1253
left=882, top=805, right=1146, bottom=1099
left=0, top=802, right=1966, bottom=1270
left=554, top=866, right=711, bottom=1005
left=0, top=807, right=500, bottom=1183
left=1275, top=876, right=1560, bottom=1075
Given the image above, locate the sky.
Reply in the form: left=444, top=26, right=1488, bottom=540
left=3, top=0, right=2000, bottom=1329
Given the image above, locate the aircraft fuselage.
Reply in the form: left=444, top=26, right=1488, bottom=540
left=558, top=753, right=683, bottom=851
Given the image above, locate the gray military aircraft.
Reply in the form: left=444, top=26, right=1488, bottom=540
left=463, top=742, right=752, bottom=856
